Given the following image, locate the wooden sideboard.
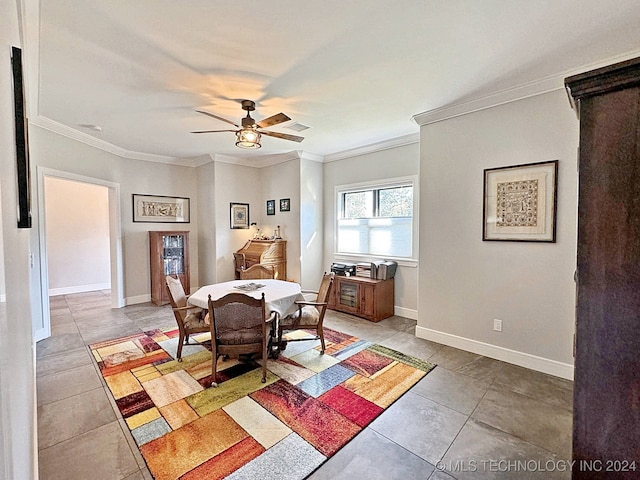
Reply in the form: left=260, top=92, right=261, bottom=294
left=328, top=275, right=394, bottom=322
left=233, top=239, right=287, bottom=280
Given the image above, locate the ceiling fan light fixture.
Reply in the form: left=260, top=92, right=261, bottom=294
left=236, top=128, right=261, bottom=149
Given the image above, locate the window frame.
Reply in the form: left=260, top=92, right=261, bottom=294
left=334, top=176, right=418, bottom=264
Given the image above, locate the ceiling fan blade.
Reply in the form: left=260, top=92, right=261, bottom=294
left=190, top=129, right=238, bottom=134
left=195, top=110, right=239, bottom=128
left=257, top=112, right=291, bottom=128
left=260, top=130, right=304, bottom=143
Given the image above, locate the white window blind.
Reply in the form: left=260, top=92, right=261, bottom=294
left=337, top=179, right=415, bottom=258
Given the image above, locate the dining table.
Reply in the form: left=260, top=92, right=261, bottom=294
left=188, top=279, right=304, bottom=357
left=188, top=279, right=303, bottom=317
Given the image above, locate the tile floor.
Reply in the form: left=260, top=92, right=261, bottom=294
left=37, top=291, right=573, bottom=480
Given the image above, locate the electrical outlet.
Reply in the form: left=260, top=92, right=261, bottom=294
left=493, top=318, right=503, bottom=332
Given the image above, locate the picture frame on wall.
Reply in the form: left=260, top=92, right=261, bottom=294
left=230, top=202, right=250, bottom=229
left=279, top=198, right=290, bottom=212
left=266, top=199, right=275, bottom=216
left=482, top=160, right=558, bottom=242
left=132, top=194, right=190, bottom=223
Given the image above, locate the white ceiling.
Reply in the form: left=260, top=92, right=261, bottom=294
left=29, top=0, right=640, bottom=162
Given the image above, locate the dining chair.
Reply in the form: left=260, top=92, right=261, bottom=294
left=239, top=264, right=275, bottom=280
left=233, top=252, right=247, bottom=278
left=277, top=272, right=335, bottom=354
left=165, top=275, right=209, bottom=362
left=207, top=292, right=275, bottom=386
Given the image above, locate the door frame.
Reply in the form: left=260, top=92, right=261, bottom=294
left=36, top=167, right=123, bottom=341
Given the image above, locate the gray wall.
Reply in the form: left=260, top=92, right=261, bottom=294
left=323, top=142, right=420, bottom=317
left=418, top=89, right=578, bottom=378
left=30, top=126, right=200, bottom=303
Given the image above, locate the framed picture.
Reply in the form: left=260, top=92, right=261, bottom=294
left=279, top=198, right=290, bottom=212
left=230, top=202, right=250, bottom=229
left=483, top=160, right=558, bottom=242
left=132, top=194, right=190, bottom=223
left=266, top=199, right=275, bottom=216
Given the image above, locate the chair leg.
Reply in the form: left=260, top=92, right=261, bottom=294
left=177, top=332, right=185, bottom=361
left=211, top=346, right=219, bottom=387
left=318, top=326, right=325, bottom=354
left=261, top=340, right=268, bottom=383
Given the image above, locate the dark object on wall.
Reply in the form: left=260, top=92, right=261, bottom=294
left=266, top=199, right=275, bottom=215
left=482, top=160, right=558, bottom=242
left=566, top=57, right=640, bottom=480
left=230, top=202, right=250, bottom=229
left=11, top=46, right=32, bottom=228
left=279, top=198, right=290, bottom=212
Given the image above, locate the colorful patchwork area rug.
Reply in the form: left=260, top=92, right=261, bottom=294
left=90, top=326, right=435, bottom=480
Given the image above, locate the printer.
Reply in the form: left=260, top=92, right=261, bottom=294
left=330, top=262, right=356, bottom=276
left=375, top=260, right=398, bottom=280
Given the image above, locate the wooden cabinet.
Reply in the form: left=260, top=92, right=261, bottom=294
left=149, top=231, right=189, bottom=306
left=234, top=239, right=287, bottom=280
left=328, top=275, right=394, bottom=322
left=565, top=57, right=640, bottom=478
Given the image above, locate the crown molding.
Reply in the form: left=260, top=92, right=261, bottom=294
left=413, top=49, right=640, bottom=126
left=298, top=150, right=324, bottom=163
left=212, top=150, right=304, bottom=168
left=30, top=116, right=185, bottom=164
left=324, top=132, right=419, bottom=163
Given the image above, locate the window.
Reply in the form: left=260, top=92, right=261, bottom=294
left=337, top=178, right=416, bottom=258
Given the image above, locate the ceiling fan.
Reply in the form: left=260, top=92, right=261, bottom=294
left=191, top=100, right=304, bottom=149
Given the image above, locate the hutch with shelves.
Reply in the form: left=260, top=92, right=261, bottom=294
left=149, top=231, right=190, bottom=306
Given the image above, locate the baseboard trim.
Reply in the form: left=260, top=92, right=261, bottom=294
left=415, top=326, right=574, bottom=380
left=49, top=283, right=110, bottom=296
left=394, top=306, right=418, bottom=320
left=125, top=294, right=151, bottom=306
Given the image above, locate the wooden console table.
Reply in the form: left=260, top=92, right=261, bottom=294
left=328, top=275, right=394, bottom=322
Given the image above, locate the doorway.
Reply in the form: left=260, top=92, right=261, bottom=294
left=36, top=167, right=124, bottom=341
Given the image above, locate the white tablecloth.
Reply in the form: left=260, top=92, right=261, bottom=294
left=188, top=279, right=303, bottom=318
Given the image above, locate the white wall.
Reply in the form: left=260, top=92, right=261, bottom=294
left=210, top=158, right=305, bottom=285
left=44, top=176, right=110, bottom=294
left=0, top=0, right=37, bottom=476
left=196, top=160, right=216, bottom=287
left=300, top=157, right=324, bottom=290
left=260, top=159, right=301, bottom=283
left=214, top=161, right=263, bottom=282
left=29, top=126, right=200, bottom=303
left=418, top=89, right=578, bottom=378
left=323, top=142, right=420, bottom=316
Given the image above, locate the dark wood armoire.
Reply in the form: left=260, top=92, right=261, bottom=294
left=565, top=58, right=640, bottom=479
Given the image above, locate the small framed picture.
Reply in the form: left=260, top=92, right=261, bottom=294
left=266, top=199, right=275, bottom=216
left=230, top=202, right=250, bottom=229
left=279, top=198, right=290, bottom=212
left=483, top=160, right=558, bottom=242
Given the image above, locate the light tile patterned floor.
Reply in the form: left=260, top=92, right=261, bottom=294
left=37, top=290, right=573, bottom=479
